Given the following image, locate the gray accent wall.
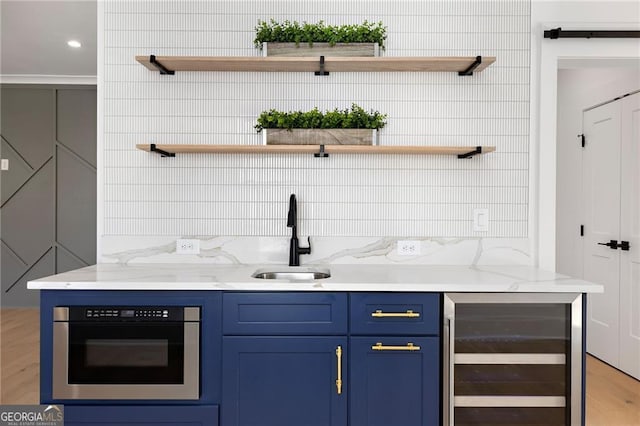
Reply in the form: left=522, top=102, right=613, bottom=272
left=0, top=85, right=96, bottom=306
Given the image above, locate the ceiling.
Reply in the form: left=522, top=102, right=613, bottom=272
left=2, top=1, right=638, bottom=78
left=1, top=0, right=97, bottom=77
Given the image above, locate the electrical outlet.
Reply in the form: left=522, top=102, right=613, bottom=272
left=176, top=239, right=200, bottom=255
left=1, top=159, right=8, bottom=170
left=398, top=240, right=421, bottom=256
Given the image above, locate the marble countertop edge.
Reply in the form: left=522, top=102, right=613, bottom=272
left=27, top=263, right=604, bottom=293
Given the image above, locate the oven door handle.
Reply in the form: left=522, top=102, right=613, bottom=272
left=53, top=307, right=69, bottom=321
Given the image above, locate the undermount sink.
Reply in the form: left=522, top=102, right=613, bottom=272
left=252, top=268, right=331, bottom=280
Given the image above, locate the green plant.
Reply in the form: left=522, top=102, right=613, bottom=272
left=255, top=104, right=387, bottom=132
left=254, top=19, right=387, bottom=50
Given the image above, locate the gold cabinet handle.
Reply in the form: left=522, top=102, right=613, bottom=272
left=371, top=309, right=420, bottom=318
left=372, top=342, right=421, bottom=351
left=336, top=346, right=343, bottom=395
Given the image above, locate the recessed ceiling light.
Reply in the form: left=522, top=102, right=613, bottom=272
left=67, top=40, right=82, bottom=48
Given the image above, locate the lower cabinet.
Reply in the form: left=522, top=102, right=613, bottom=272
left=349, top=336, right=440, bottom=426
left=221, top=292, right=441, bottom=426
left=221, top=335, right=442, bottom=426
left=221, top=336, right=348, bottom=426
left=40, top=290, right=585, bottom=425
left=64, top=405, right=218, bottom=426
left=41, top=290, right=566, bottom=426
left=38, top=290, right=588, bottom=426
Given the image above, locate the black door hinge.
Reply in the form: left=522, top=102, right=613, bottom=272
left=578, top=134, right=585, bottom=147
left=580, top=225, right=584, bottom=236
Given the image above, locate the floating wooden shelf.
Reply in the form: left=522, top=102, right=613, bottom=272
left=136, top=144, right=496, bottom=159
left=136, top=55, right=495, bottom=75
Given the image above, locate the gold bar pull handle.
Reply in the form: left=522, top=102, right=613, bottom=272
left=372, top=342, right=421, bottom=351
left=371, top=309, right=421, bottom=318
left=335, top=346, right=343, bottom=395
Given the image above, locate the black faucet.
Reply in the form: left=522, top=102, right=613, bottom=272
left=287, top=194, right=311, bottom=266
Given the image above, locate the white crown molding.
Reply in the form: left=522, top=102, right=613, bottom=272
left=0, top=74, right=97, bottom=85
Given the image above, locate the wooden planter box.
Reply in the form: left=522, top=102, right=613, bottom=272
left=263, top=42, right=379, bottom=57
left=263, top=129, right=377, bottom=145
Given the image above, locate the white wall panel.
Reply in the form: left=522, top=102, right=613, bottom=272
left=102, top=0, right=530, bottom=239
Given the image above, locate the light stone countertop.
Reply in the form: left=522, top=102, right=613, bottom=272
left=27, top=263, right=603, bottom=293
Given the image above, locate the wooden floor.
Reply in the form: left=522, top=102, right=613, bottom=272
left=1, top=308, right=39, bottom=404
left=1, top=308, right=639, bottom=425
left=585, top=355, right=640, bottom=425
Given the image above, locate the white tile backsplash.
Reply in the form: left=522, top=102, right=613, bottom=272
left=100, top=0, right=531, bottom=263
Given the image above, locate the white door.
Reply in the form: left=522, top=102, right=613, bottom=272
left=583, top=101, right=622, bottom=367
left=619, top=92, right=640, bottom=379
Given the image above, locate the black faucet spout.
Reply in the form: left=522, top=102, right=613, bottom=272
left=287, top=194, right=296, bottom=227
left=287, top=194, right=311, bottom=266
left=287, top=194, right=297, bottom=238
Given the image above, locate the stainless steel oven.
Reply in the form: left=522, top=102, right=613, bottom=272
left=52, top=306, right=200, bottom=400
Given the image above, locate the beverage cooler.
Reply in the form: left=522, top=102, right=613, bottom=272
left=443, top=293, right=583, bottom=426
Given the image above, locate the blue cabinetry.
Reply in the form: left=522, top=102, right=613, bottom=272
left=221, top=292, right=441, bottom=426
left=222, top=336, right=348, bottom=426
left=349, top=336, right=440, bottom=426
left=350, top=292, right=440, bottom=335
left=223, top=292, right=348, bottom=335
left=349, top=293, right=441, bottom=426
left=222, top=292, right=349, bottom=426
left=65, top=405, right=218, bottom=426
left=40, top=290, right=441, bottom=426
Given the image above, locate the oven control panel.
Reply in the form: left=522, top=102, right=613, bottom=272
left=67, top=306, right=191, bottom=322
left=86, top=308, right=169, bottom=319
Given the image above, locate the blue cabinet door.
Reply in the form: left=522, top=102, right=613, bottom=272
left=222, top=336, right=347, bottom=426
left=64, top=405, right=218, bottom=425
left=350, top=292, right=441, bottom=335
left=223, top=292, right=348, bottom=335
left=349, top=336, right=440, bottom=426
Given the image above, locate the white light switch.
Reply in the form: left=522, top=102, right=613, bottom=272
left=1, top=159, right=8, bottom=170
left=473, top=209, right=489, bottom=232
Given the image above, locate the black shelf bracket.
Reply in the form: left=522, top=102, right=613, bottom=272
left=457, top=146, right=483, bottom=159
left=458, top=56, right=482, bottom=76
left=150, top=144, right=176, bottom=157
left=314, top=145, right=329, bottom=158
left=544, top=27, right=640, bottom=39
left=315, top=56, right=330, bottom=76
left=149, top=55, right=175, bottom=75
